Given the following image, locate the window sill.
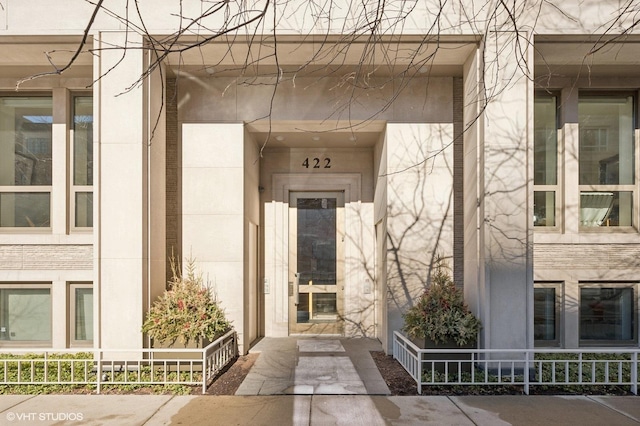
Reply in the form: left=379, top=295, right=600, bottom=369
left=0, top=342, right=52, bottom=349
left=534, top=341, right=562, bottom=348
left=579, top=226, right=637, bottom=233
left=578, top=341, right=638, bottom=348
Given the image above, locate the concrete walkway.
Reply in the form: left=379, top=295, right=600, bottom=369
left=1, top=394, right=639, bottom=425
left=235, top=337, right=389, bottom=395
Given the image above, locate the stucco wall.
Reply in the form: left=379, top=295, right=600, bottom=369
left=0, top=1, right=633, bottom=39
left=382, top=122, right=455, bottom=352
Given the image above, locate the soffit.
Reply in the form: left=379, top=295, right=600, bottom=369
left=0, top=34, right=476, bottom=79
left=247, top=120, right=384, bottom=148
left=166, top=35, right=478, bottom=77
left=535, top=37, right=640, bottom=79
left=0, top=36, right=93, bottom=79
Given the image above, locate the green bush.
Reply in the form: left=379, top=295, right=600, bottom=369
left=142, top=257, right=231, bottom=347
left=403, top=260, right=481, bottom=345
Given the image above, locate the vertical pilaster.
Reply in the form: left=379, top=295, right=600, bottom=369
left=479, top=29, right=533, bottom=350
left=95, top=31, right=146, bottom=350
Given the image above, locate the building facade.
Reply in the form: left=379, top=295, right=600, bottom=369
left=0, top=1, right=638, bottom=355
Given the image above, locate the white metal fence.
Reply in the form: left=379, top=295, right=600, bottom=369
left=0, top=330, right=237, bottom=394
left=393, top=331, right=639, bottom=395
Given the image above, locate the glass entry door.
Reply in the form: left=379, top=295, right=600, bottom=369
left=289, top=192, right=344, bottom=334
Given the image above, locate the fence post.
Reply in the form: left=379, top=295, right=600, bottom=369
left=632, top=351, right=637, bottom=396
left=95, top=351, right=102, bottom=395
left=524, top=350, right=530, bottom=395
left=43, top=352, right=48, bottom=384
left=202, top=346, right=207, bottom=395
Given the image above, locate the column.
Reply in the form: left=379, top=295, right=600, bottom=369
left=95, top=31, right=146, bottom=350
left=478, top=30, right=533, bottom=350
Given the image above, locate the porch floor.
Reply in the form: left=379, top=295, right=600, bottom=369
left=235, top=337, right=390, bottom=395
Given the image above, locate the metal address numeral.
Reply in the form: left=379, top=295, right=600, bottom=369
left=302, top=157, right=331, bottom=169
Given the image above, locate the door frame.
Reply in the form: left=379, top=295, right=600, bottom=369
left=271, top=173, right=361, bottom=336
left=288, top=191, right=345, bottom=334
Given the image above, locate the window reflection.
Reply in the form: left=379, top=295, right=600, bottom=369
left=297, top=197, right=337, bottom=285
left=579, top=95, right=634, bottom=186
left=534, top=287, right=557, bottom=342
left=580, top=287, right=634, bottom=342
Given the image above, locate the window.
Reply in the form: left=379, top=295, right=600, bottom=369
left=534, top=283, right=561, bottom=346
left=579, top=285, right=636, bottom=345
left=578, top=94, right=635, bottom=227
left=533, top=93, right=558, bottom=227
left=534, top=91, right=638, bottom=230
left=0, top=285, right=51, bottom=343
left=71, top=96, right=93, bottom=228
left=69, top=283, right=93, bottom=345
left=0, top=97, right=53, bottom=228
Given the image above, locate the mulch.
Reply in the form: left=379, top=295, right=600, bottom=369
left=204, top=353, right=259, bottom=395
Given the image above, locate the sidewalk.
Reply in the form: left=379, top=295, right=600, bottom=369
left=1, top=337, right=638, bottom=425
left=0, top=394, right=639, bottom=425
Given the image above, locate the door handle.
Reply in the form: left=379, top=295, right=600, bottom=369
left=294, top=273, right=300, bottom=305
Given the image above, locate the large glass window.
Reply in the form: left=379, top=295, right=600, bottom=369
left=534, top=93, right=558, bottom=227
left=534, top=284, right=561, bottom=346
left=72, top=96, right=93, bottom=228
left=70, top=284, right=93, bottom=345
left=580, top=286, right=635, bottom=345
left=579, top=94, right=635, bottom=227
left=0, top=286, right=51, bottom=342
left=0, top=97, right=53, bottom=228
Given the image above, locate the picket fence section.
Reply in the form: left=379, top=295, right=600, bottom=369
left=0, top=330, right=237, bottom=394
left=393, top=331, right=638, bottom=395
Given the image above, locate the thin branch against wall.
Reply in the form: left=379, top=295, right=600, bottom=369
left=15, top=0, right=105, bottom=89
left=14, top=1, right=640, bottom=156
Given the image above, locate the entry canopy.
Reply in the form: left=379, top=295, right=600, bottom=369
left=166, top=35, right=479, bottom=78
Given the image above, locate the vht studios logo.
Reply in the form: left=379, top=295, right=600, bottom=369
left=6, top=412, right=84, bottom=422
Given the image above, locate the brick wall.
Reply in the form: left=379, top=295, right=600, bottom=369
left=453, top=77, right=464, bottom=288
left=165, top=78, right=179, bottom=283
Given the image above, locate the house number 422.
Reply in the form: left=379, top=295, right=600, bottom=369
left=302, top=157, right=331, bottom=169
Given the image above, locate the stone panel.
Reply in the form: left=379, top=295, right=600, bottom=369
left=0, top=246, right=23, bottom=269
left=534, top=244, right=640, bottom=270
left=0, top=245, right=92, bottom=270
